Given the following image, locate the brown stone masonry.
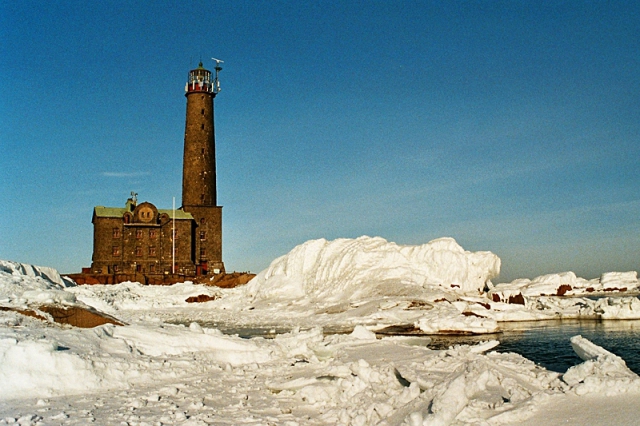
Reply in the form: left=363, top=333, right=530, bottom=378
left=85, top=63, right=226, bottom=284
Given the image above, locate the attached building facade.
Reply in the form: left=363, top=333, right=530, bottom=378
left=91, top=199, right=198, bottom=276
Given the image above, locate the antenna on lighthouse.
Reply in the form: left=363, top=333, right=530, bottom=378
left=211, top=57, right=223, bottom=94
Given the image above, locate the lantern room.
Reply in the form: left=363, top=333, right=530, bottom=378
left=185, top=62, right=214, bottom=94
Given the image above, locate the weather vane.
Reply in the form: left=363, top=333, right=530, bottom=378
left=211, top=57, right=223, bottom=94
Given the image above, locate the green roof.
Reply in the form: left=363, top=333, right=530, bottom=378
left=93, top=206, right=194, bottom=220
left=158, top=209, right=194, bottom=220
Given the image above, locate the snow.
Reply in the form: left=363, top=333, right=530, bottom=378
left=1, top=236, right=640, bottom=424
left=490, top=270, right=639, bottom=300
left=0, top=260, right=75, bottom=289
left=600, top=271, right=639, bottom=291
left=563, top=335, right=640, bottom=396
left=0, top=260, right=77, bottom=307
left=61, top=237, right=640, bottom=332
left=245, top=236, right=501, bottom=300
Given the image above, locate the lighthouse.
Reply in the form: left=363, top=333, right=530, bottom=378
left=86, top=61, right=225, bottom=282
left=181, top=61, right=225, bottom=275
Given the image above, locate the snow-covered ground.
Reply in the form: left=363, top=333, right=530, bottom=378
left=1, top=237, right=640, bottom=425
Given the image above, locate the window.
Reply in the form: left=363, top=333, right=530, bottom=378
left=136, top=246, right=142, bottom=257
left=201, top=108, right=204, bottom=115
left=113, top=264, right=119, bottom=272
left=136, top=229, right=143, bottom=239
left=149, top=229, right=157, bottom=239
left=200, top=218, right=206, bottom=225
left=201, top=124, right=204, bottom=130
left=124, top=215, right=131, bottom=224
left=149, top=264, right=156, bottom=273
left=199, top=247, right=206, bottom=258
left=112, top=246, right=120, bottom=256
left=113, top=228, right=121, bottom=238
left=149, top=246, right=156, bottom=257
left=136, top=264, right=142, bottom=272
left=199, top=231, right=206, bottom=240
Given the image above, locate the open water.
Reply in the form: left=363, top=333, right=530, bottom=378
left=428, top=319, right=640, bottom=375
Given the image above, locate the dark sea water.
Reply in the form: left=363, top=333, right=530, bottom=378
left=428, top=319, right=640, bottom=375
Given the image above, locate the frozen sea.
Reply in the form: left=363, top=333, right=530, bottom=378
left=169, top=316, right=640, bottom=375
left=2, top=237, right=640, bottom=425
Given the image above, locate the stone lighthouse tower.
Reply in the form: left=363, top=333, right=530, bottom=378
left=182, top=61, right=224, bottom=274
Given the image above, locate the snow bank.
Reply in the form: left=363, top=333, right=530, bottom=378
left=413, top=301, right=498, bottom=334
left=112, top=324, right=272, bottom=365
left=482, top=295, right=640, bottom=322
left=195, top=237, right=502, bottom=334
left=0, top=317, right=274, bottom=400
left=600, top=271, right=639, bottom=291
left=0, top=260, right=75, bottom=289
left=0, top=260, right=77, bottom=307
left=67, top=281, right=222, bottom=316
left=2, top=257, right=640, bottom=424
left=244, top=236, right=501, bottom=301
left=597, top=296, right=640, bottom=319
left=3, top=300, right=640, bottom=425
left=491, top=271, right=638, bottom=301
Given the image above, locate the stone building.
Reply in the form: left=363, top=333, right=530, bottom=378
left=89, top=62, right=225, bottom=281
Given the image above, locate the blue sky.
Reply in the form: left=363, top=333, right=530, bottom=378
left=1, top=1, right=638, bottom=282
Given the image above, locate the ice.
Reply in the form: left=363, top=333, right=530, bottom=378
left=0, top=260, right=75, bottom=289
left=350, top=324, right=377, bottom=340
left=1, top=240, right=640, bottom=424
left=67, top=280, right=222, bottom=316
left=245, top=236, right=501, bottom=301
left=56, top=238, right=640, bottom=331
left=563, top=335, right=640, bottom=396
left=600, top=271, right=639, bottom=291
left=111, top=323, right=273, bottom=364
left=491, top=270, right=638, bottom=300
left=0, top=260, right=78, bottom=307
